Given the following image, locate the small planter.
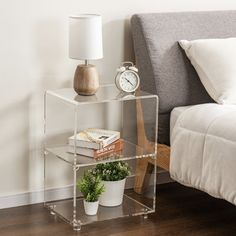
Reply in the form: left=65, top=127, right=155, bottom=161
left=99, top=178, right=126, bottom=207
left=83, top=200, right=99, bottom=215
left=77, top=170, right=104, bottom=216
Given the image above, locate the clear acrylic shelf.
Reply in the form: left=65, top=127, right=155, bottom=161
left=46, top=140, right=156, bottom=167
left=46, top=193, right=154, bottom=227
left=46, top=84, right=156, bottom=105
left=44, top=84, right=158, bottom=230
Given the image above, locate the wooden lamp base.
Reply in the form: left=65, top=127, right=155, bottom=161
left=73, top=64, right=99, bottom=96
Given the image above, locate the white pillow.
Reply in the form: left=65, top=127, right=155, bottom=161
left=179, top=38, right=236, bottom=104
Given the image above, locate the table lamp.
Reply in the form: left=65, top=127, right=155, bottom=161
left=69, top=14, right=103, bottom=95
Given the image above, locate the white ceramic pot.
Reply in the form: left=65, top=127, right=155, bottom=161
left=99, top=178, right=126, bottom=207
left=83, top=200, right=99, bottom=215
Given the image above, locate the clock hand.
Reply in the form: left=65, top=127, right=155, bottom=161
left=124, top=77, right=134, bottom=86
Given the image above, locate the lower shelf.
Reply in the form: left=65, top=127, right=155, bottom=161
left=46, top=194, right=153, bottom=226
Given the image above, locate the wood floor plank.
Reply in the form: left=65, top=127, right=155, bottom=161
left=0, top=183, right=235, bottom=236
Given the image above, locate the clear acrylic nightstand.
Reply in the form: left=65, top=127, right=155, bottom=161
left=44, top=84, right=158, bottom=230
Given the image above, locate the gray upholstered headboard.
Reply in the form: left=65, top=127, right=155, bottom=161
left=131, top=11, right=236, bottom=145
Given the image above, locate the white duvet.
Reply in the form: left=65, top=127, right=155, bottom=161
left=170, top=103, right=236, bottom=205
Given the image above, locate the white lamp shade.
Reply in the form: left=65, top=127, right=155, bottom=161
left=69, top=14, right=103, bottom=60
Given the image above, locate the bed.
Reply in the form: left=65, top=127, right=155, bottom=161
left=131, top=11, right=236, bottom=205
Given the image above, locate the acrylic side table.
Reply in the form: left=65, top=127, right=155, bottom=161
left=44, top=84, right=158, bottom=230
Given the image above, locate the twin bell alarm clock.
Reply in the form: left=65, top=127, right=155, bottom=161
left=115, top=62, right=140, bottom=93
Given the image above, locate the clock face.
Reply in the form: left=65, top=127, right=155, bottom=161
left=119, top=71, right=139, bottom=92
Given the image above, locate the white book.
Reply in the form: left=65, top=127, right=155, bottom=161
left=68, top=128, right=120, bottom=150
left=67, top=139, right=124, bottom=158
left=67, top=145, right=97, bottom=157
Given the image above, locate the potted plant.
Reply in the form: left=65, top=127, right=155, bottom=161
left=93, top=161, right=131, bottom=207
left=77, top=170, right=105, bottom=215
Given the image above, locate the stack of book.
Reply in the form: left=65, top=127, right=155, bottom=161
left=67, top=128, right=124, bottom=159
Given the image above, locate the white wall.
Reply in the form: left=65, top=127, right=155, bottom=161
left=0, top=0, right=236, bottom=203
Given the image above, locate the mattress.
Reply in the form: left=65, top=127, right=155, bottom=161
left=170, top=105, right=193, bottom=139
left=170, top=103, right=236, bottom=205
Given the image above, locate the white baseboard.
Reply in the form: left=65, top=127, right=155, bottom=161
left=0, top=172, right=173, bottom=209
left=0, top=185, right=73, bottom=210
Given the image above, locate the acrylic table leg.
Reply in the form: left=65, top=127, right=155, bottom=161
left=73, top=219, right=81, bottom=231
left=49, top=205, right=56, bottom=215
left=143, top=208, right=149, bottom=220
left=72, top=163, right=81, bottom=231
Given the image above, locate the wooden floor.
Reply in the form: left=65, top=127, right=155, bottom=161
left=0, top=183, right=236, bottom=236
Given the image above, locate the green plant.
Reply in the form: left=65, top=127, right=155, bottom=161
left=93, top=161, right=131, bottom=181
left=77, top=170, right=105, bottom=202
